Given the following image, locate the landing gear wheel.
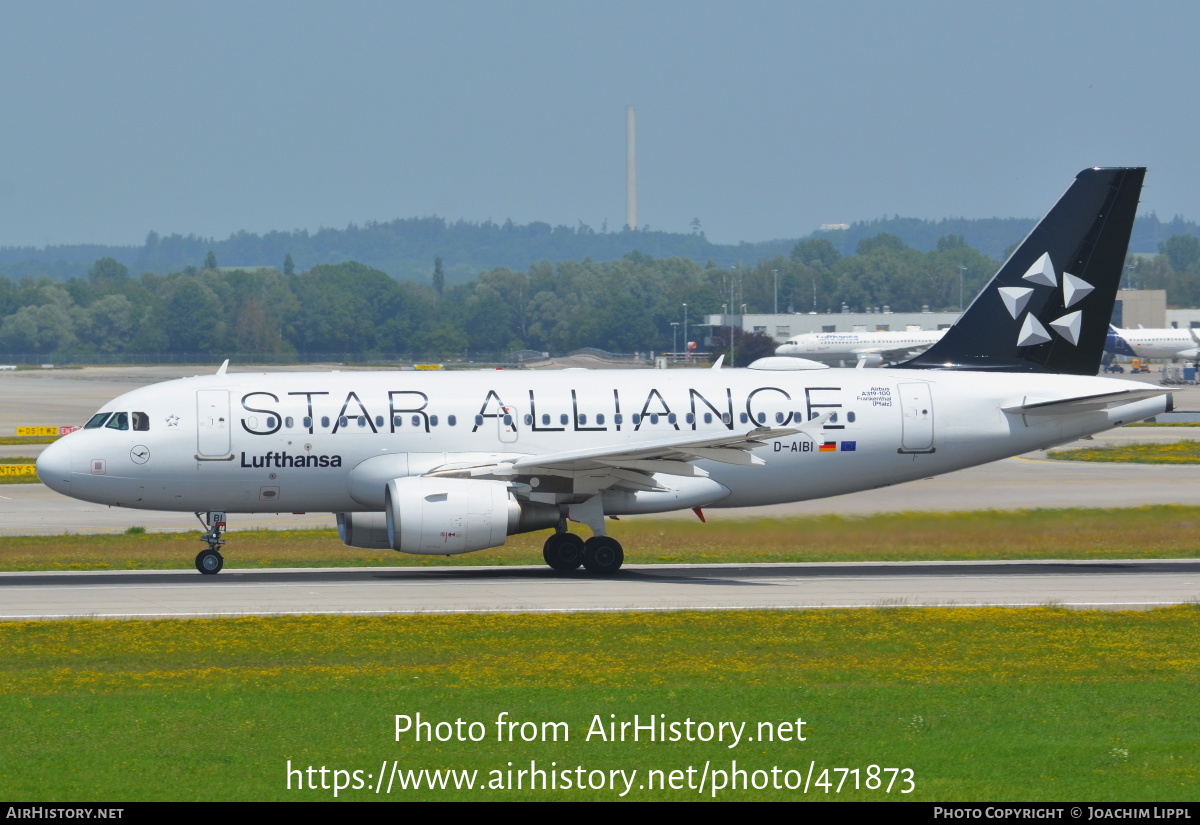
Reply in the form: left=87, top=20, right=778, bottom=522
left=582, top=536, right=624, bottom=575
left=543, top=532, right=585, bottom=571
left=195, top=549, right=224, bottom=575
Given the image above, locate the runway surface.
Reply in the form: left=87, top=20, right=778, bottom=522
left=2, top=559, right=1196, bottom=620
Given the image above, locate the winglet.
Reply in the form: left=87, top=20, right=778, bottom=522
left=215, top=359, right=229, bottom=376
left=711, top=354, right=725, bottom=369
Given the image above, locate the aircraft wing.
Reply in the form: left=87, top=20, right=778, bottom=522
left=428, top=417, right=829, bottom=493
left=1002, top=388, right=1170, bottom=416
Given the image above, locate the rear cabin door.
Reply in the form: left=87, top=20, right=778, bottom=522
left=897, top=382, right=935, bottom=453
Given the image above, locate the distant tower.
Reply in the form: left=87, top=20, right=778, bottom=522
left=626, top=106, right=637, bottom=230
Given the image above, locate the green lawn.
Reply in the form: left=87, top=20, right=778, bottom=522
left=1049, top=441, right=1200, bottom=464
left=1, top=608, right=1196, bottom=801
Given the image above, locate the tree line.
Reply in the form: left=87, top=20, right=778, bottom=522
left=0, top=233, right=1192, bottom=361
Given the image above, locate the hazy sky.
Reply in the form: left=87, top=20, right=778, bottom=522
left=1, top=0, right=1198, bottom=247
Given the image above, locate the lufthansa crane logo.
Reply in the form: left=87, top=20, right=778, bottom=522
left=998, top=252, right=1094, bottom=348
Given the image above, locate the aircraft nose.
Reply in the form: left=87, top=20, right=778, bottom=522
left=36, top=441, right=72, bottom=495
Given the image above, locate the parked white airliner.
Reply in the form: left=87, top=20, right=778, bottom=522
left=775, top=328, right=945, bottom=367
left=1106, top=325, right=1200, bottom=362
left=37, top=168, right=1166, bottom=576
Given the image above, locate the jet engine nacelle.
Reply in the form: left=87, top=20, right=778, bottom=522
left=337, top=511, right=392, bottom=550
left=377, top=477, right=558, bottom=555
left=855, top=353, right=884, bottom=367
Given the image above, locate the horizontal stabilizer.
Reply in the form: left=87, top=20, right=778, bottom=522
left=1003, top=388, right=1170, bottom=416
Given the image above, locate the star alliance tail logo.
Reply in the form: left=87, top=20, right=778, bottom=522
left=999, top=252, right=1093, bottom=348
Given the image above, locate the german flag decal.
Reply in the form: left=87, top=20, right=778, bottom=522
left=819, top=442, right=837, bottom=452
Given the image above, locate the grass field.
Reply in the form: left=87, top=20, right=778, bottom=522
left=1, top=607, right=1196, bottom=801
left=1049, top=441, right=1200, bottom=464
left=3, top=505, right=1200, bottom=571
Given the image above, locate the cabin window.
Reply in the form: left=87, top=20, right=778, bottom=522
left=809, top=411, right=819, bottom=420
left=475, top=415, right=484, bottom=426
left=338, top=416, right=348, bottom=428
left=105, top=412, right=129, bottom=431
left=739, top=413, right=748, bottom=424
left=632, top=414, right=641, bottom=425
left=829, top=413, right=838, bottom=423
left=411, top=415, right=421, bottom=428
left=524, top=414, right=533, bottom=426
left=614, top=414, right=624, bottom=425
left=685, top=413, right=694, bottom=424
left=542, top=414, right=550, bottom=425
left=649, top=414, right=659, bottom=425
left=559, top=414, right=569, bottom=426
left=285, top=416, right=294, bottom=428
left=357, top=416, right=366, bottom=428
left=502, top=414, right=512, bottom=427
left=393, top=416, right=403, bottom=428
left=84, top=412, right=111, bottom=429
left=267, top=416, right=278, bottom=429
left=722, top=413, right=731, bottom=425
left=703, top=413, right=712, bottom=424
left=321, top=416, right=330, bottom=428
left=430, top=415, right=439, bottom=426
left=303, top=416, right=312, bottom=429
left=596, top=414, right=605, bottom=425
left=375, top=416, right=384, bottom=428
left=447, top=415, right=457, bottom=427
left=668, top=413, right=677, bottom=425
left=757, top=413, right=766, bottom=424
left=775, top=412, right=785, bottom=424
left=578, top=414, right=587, bottom=425
left=847, top=412, right=856, bottom=423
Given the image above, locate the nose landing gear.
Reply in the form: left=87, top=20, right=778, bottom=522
left=194, top=511, right=226, bottom=575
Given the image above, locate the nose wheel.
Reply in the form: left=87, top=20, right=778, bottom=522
left=195, top=549, right=224, bottom=574
left=194, top=511, right=227, bottom=575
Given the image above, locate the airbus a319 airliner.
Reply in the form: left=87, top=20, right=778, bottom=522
left=37, top=168, right=1169, bottom=575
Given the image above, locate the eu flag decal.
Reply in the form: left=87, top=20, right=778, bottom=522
left=819, top=442, right=837, bottom=452
left=840, top=441, right=857, bottom=452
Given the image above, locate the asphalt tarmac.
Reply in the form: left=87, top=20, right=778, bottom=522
left=1, top=559, right=1196, bottom=620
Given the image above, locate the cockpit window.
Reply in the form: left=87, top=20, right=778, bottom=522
left=84, top=412, right=112, bottom=429
left=104, top=412, right=129, bottom=431
left=132, top=412, right=149, bottom=431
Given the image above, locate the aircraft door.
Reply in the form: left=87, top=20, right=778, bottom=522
left=498, top=406, right=518, bottom=443
left=197, top=390, right=232, bottom=457
left=897, top=382, right=935, bottom=453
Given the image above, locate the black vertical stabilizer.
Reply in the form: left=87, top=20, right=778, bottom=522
left=895, top=167, right=1145, bottom=374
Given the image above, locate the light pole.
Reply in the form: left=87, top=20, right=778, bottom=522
left=670, top=322, right=679, bottom=361
left=682, top=303, right=688, bottom=362
left=958, top=266, right=966, bottom=311
left=772, top=269, right=779, bottom=315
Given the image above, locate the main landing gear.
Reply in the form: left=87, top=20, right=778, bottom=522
left=194, top=511, right=226, bottom=575
left=542, top=530, right=624, bottom=575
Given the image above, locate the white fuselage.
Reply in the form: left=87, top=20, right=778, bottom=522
left=1110, top=327, right=1200, bottom=361
left=775, top=330, right=945, bottom=365
left=35, top=367, right=1166, bottom=516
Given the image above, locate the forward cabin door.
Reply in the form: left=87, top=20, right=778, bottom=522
left=897, top=382, right=935, bottom=453
left=197, top=390, right=232, bottom=457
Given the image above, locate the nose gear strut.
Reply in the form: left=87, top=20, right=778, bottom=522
left=194, top=511, right=226, bottom=574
